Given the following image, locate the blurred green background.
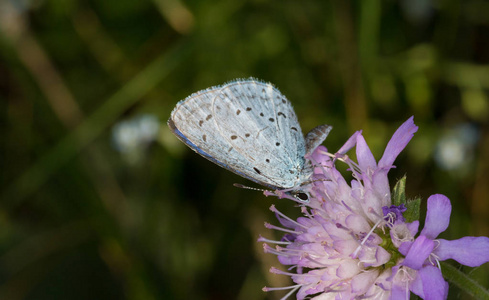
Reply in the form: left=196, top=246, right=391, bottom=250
left=1, top=0, right=489, bottom=299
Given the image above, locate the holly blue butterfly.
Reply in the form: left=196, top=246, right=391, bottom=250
left=168, top=78, right=332, bottom=195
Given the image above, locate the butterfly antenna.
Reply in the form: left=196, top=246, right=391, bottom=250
left=233, top=183, right=267, bottom=192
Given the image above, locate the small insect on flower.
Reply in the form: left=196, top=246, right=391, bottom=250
left=168, top=78, right=331, bottom=198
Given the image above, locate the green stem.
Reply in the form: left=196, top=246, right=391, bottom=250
left=441, top=261, right=489, bottom=300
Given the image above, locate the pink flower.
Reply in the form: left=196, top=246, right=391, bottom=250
left=392, top=194, right=489, bottom=299
left=261, top=117, right=418, bottom=299
left=260, top=117, right=489, bottom=299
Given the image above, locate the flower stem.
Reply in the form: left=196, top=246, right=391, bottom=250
left=441, top=261, right=489, bottom=300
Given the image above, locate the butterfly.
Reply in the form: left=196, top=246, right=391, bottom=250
left=168, top=78, right=331, bottom=198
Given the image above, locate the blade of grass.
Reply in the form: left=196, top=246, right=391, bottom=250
left=2, top=39, right=193, bottom=207
left=441, top=262, right=489, bottom=300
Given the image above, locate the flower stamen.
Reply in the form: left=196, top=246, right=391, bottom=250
left=257, top=235, right=291, bottom=245
left=264, top=222, right=302, bottom=235
left=270, top=205, right=309, bottom=229
left=352, top=218, right=384, bottom=258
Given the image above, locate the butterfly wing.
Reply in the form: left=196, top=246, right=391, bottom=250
left=168, top=86, right=254, bottom=183
left=211, top=80, right=307, bottom=188
left=304, top=124, right=332, bottom=156
left=168, top=79, right=307, bottom=189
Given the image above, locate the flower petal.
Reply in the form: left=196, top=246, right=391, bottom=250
left=351, top=270, right=379, bottom=294
left=345, top=214, right=371, bottom=232
left=403, top=235, right=434, bottom=270
left=407, top=220, right=419, bottom=237
left=371, top=170, right=391, bottom=207
left=336, top=259, right=360, bottom=278
left=398, top=241, right=412, bottom=256
left=378, top=116, right=418, bottom=169
left=390, top=223, right=415, bottom=248
left=375, top=246, right=391, bottom=266
left=333, top=240, right=358, bottom=255
left=356, top=134, right=377, bottom=170
left=420, top=194, right=451, bottom=239
left=310, top=145, right=331, bottom=165
left=389, top=265, right=414, bottom=300
left=410, top=265, right=448, bottom=300
left=391, top=282, right=410, bottom=300
left=435, top=237, right=489, bottom=267
left=337, top=130, right=362, bottom=155
left=311, top=293, right=336, bottom=300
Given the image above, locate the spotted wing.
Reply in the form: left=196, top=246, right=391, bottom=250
left=168, top=79, right=307, bottom=189
left=210, top=80, right=308, bottom=188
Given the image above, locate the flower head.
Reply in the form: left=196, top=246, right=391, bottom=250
left=393, top=194, right=489, bottom=299
left=260, top=117, right=489, bottom=300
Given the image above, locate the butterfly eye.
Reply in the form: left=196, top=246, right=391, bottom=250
left=290, top=191, right=309, bottom=202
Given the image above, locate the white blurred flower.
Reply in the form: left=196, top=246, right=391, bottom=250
left=434, top=123, right=479, bottom=171
left=112, top=114, right=160, bottom=163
